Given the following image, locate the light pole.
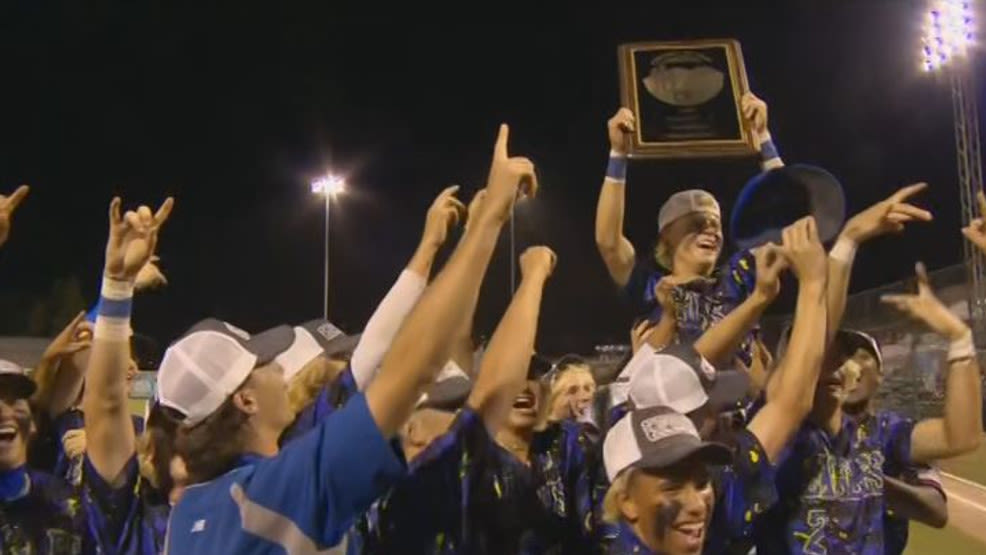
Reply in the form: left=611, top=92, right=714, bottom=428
left=920, top=0, right=983, bottom=340
left=311, top=174, right=346, bottom=320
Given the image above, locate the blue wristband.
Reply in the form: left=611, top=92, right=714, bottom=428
left=98, top=296, right=133, bottom=319
left=760, top=140, right=780, bottom=162
left=606, top=154, right=628, bottom=182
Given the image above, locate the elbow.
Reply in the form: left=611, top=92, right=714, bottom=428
left=929, top=509, right=948, bottom=529
left=954, top=433, right=982, bottom=456
left=595, top=232, right=617, bottom=256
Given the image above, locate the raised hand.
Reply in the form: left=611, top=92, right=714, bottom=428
left=104, top=196, right=174, bottom=282
left=753, top=242, right=789, bottom=301
left=961, top=191, right=986, bottom=254
left=484, top=124, right=537, bottom=222
left=841, top=182, right=932, bottom=244
left=135, top=255, right=168, bottom=291
left=741, top=92, right=768, bottom=136
left=608, top=108, right=636, bottom=154
left=61, top=429, right=87, bottom=459
left=41, top=312, right=93, bottom=364
left=0, top=185, right=29, bottom=248
left=653, top=276, right=682, bottom=314
left=780, top=217, right=826, bottom=283
left=881, top=262, right=968, bottom=340
left=519, top=246, right=556, bottom=282
left=422, top=185, right=467, bottom=248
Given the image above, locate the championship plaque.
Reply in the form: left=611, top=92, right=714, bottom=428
left=618, top=39, right=757, bottom=159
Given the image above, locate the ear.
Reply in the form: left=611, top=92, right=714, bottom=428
left=232, top=387, right=260, bottom=416
left=618, top=484, right=640, bottom=522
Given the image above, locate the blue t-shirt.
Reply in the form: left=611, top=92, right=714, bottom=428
left=165, top=393, right=404, bottom=554
left=82, top=455, right=170, bottom=555
left=753, top=411, right=915, bottom=555
left=623, top=250, right=758, bottom=365
left=370, top=407, right=606, bottom=554
left=607, top=429, right=777, bottom=555
left=0, top=467, right=89, bottom=553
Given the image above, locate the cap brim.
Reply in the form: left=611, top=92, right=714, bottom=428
left=707, top=370, right=750, bottom=411
left=419, top=376, right=473, bottom=411
left=635, top=435, right=733, bottom=471
left=0, top=374, right=36, bottom=400
left=247, top=325, right=296, bottom=365
left=323, top=333, right=361, bottom=359
left=731, top=164, right=845, bottom=250
left=836, top=329, right=883, bottom=372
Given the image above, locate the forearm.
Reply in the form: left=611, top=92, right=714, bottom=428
left=367, top=211, right=504, bottom=437
left=825, top=234, right=857, bottom=344
left=766, top=280, right=827, bottom=413
left=82, top=278, right=137, bottom=486
left=43, top=360, right=86, bottom=418
left=595, top=162, right=634, bottom=285
left=694, top=291, right=770, bottom=367
left=941, top=342, right=982, bottom=453
left=405, top=237, right=440, bottom=280
left=349, top=269, right=428, bottom=389
left=645, top=312, right=676, bottom=351
left=468, top=275, right=546, bottom=433
left=884, top=476, right=948, bottom=528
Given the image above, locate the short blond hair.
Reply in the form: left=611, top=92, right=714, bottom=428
left=288, top=356, right=347, bottom=416
left=602, top=469, right=634, bottom=523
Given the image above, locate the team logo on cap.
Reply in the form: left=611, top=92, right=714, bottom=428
left=315, top=323, right=342, bottom=342
left=639, top=413, right=694, bottom=443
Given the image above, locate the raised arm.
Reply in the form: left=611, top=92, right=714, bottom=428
left=349, top=186, right=465, bottom=388
left=466, top=246, right=554, bottom=434
left=0, top=184, right=29, bottom=249
left=30, top=313, right=92, bottom=418
left=741, top=93, right=783, bottom=173
left=882, top=262, right=982, bottom=463
left=595, top=109, right=636, bottom=287
left=826, top=183, right=932, bottom=344
left=84, top=196, right=173, bottom=486
left=747, top=217, right=828, bottom=462
left=366, top=124, right=537, bottom=438
left=694, top=244, right=786, bottom=366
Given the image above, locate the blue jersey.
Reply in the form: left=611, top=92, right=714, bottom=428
left=608, top=429, right=777, bottom=555
left=0, top=467, right=89, bottom=553
left=82, top=455, right=169, bottom=555
left=165, top=393, right=404, bottom=554
left=754, top=411, right=914, bottom=555
left=370, top=407, right=606, bottom=554
left=623, top=250, right=758, bottom=365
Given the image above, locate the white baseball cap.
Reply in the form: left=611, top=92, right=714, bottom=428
left=603, top=405, right=731, bottom=482
left=628, top=343, right=749, bottom=415
left=157, top=318, right=295, bottom=426
left=657, top=189, right=721, bottom=233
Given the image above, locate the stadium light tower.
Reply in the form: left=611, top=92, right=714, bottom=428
left=311, top=174, right=346, bottom=320
left=921, top=0, right=986, bottom=340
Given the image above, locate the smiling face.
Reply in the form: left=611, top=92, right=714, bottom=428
left=660, top=212, right=723, bottom=277
left=506, top=380, right=543, bottom=431
left=620, top=457, right=715, bottom=555
left=0, top=394, right=33, bottom=471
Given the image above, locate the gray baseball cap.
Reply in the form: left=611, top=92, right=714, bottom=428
left=0, top=359, right=35, bottom=400
left=658, top=189, right=722, bottom=233
left=603, top=405, right=732, bottom=482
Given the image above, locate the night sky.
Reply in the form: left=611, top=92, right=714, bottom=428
left=0, top=2, right=982, bottom=356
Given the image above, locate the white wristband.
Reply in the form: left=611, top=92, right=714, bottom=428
left=101, top=277, right=135, bottom=300
left=829, top=236, right=858, bottom=265
left=947, top=331, right=975, bottom=363
left=609, top=149, right=627, bottom=159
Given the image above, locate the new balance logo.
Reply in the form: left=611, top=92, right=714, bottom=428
left=192, top=520, right=206, bottom=533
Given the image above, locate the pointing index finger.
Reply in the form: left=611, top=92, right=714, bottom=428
left=494, top=124, right=509, bottom=159
left=890, top=182, right=928, bottom=203
left=5, top=185, right=29, bottom=211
